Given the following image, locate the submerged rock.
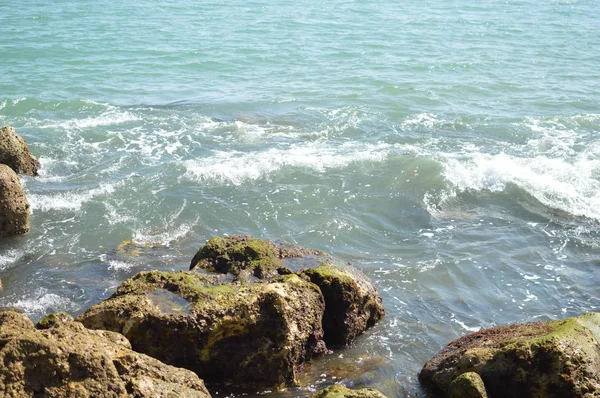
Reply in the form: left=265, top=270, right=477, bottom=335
left=0, top=126, right=40, bottom=176
left=419, top=312, right=600, bottom=398
left=190, top=235, right=385, bottom=346
left=0, top=310, right=211, bottom=397
left=78, top=270, right=328, bottom=390
left=0, top=164, right=30, bottom=238
left=312, top=384, right=388, bottom=398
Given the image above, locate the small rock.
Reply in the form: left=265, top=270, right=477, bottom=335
left=312, top=384, right=388, bottom=398
left=0, top=164, right=30, bottom=238
left=36, top=312, right=74, bottom=329
left=448, top=372, right=488, bottom=398
left=0, top=126, right=40, bottom=176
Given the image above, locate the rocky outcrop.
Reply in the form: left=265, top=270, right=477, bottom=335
left=0, top=126, right=40, bottom=176
left=301, top=263, right=385, bottom=347
left=419, top=312, right=600, bottom=398
left=312, top=385, right=388, bottom=398
left=190, top=235, right=385, bottom=347
left=0, top=164, right=30, bottom=238
left=78, top=270, right=328, bottom=390
left=0, top=310, right=211, bottom=397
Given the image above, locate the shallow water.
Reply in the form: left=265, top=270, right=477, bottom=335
left=1, top=0, right=600, bottom=396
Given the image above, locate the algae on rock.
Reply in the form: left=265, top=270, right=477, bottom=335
left=312, top=384, right=388, bottom=398
left=78, top=270, right=328, bottom=390
left=419, top=312, right=600, bottom=398
left=0, top=310, right=211, bottom=397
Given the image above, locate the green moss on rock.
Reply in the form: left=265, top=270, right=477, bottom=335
left=448, top=372, right=487, bottom=398
left=78, top=270, right=328, bottom=390
left=419, top=312, right=600, bottom=398
left=36, top=312, right=74, bottom=329
left=301, top=262, right=385, bottom=347
left=312, top=384, right=388, bottom=398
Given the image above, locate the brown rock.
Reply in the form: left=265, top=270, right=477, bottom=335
left=0, top=126, right=40, bottom=176
left=0, top=310, right=211, bottom=397
left=0, top=164, right=30, bottom=238
left=312, top=384, right=388, bottom=398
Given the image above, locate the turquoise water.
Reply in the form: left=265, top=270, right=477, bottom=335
left=1, top=0, right=600, bottom=396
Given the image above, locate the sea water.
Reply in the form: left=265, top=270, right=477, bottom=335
left=1, top=0, right=599, bottom=396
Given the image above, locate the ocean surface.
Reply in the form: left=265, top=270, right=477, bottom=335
left=1, top=0, right=600, bottom=396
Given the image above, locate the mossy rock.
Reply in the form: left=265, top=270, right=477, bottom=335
left=191, top=236, right=385, bottom=347
left=448, top=372, right=487, bottom=398
left=0, top=310, right=210, bottom=397
left=189, top=235, right=326, bottom=279
left=312, top=384, right=388, bottom=398
left=36, top=312, right=74, bottom=329
left=0, top=164, right=30, bottom=238
left=419, top=312, right=600, bottom=397
left=300, top=262, right=385, bottom=347
left=78, top=270, right=328, bottom=390
left=0, top=126, right=40, bottom=176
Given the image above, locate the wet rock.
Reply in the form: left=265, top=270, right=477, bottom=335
left=0, top=126, right=40, bottom=176
left=36, top=312, right=74, bottom=329
left=0, top=164, right=30, bottom=238
left=301, top=263, right=384, bottom=347
left=312, top=384, right=388, bottom=398
left=0, top=310, right=211, bottom=397
left=191, top=236, right=384, bottom=347
left=190, top=235, right=324, bottom=279
left=78, top=270, right=328, bottom=390
left=448, top=372, right=487, bottom=398
left=419, top=312, right=600, bottom=398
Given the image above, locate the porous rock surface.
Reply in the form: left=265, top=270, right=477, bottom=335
left=419, top=312, right=600, bottom=398
left=78, top=270, right=328, bottom=390
left=0, top=310, right=211, bottom=398
left=312, top=384, right=388, bottom=398
left=191, top=235, right=385, bottom=346
left=0, top=126, right=40, bottom=176
left=0, top=164, right=30, bottom=238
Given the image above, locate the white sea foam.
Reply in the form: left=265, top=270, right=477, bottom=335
left=28, top=183, right=117, bottom=212
left=41, top=108, right=140, bottom=130
left=133, top=218, right=196, bottom=248
left=0, top=249, right=22, bottom=270
left=12, top=291, right=73, bottom=316
left=183, top=142, right=391, bottom=185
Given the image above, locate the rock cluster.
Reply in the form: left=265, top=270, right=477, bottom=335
left=312, top=384, right=388, bottom=398
left=419, top=312, right=600, bottom=398
left=78, top=235, right=385, bottom=390
left=0, top=310, right=211, bottom=397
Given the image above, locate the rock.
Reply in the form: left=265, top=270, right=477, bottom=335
left=0, top=310, right=211, bottom=397
left=78, top=270, right=328, bottom=390
left=190, top=236, right=385, bottom=347
left=312, top=384, right=388, bottom=398
left=189, top=235, right=325, bottom=279
left=36, top=312, right=74, bottom=329
left=0, top=126, right=40, bottom=176
left=0, top=164, right=30, bottom=238
left=419, top=312, right=600, bottom=398
left=448, top=372, right=488, bottom=398
left=301, top=263, right=385, bottom=347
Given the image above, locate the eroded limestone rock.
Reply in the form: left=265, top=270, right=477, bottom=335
left=0, top=310, right=211, bottom=397
left=419, top=312, right=600, bottom=398
left=0, top=126, right=40, bottom=176
left=78, top=270, right=328, bottom=390
left=0, top=164, right=30, bottom=238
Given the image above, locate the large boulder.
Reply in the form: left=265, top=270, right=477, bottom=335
left=190, top=235, right=385, bottom=347
left=312, top=385, right=388, bottom=398
left=0, top=164, right=30, bottom=238
left=0, top=126, right=40, bottom=176
left=78, top=270, right=328, bottom=390
left=0, top=310, right=211, bottom=397
left=419, top=312, right=600, bottom=398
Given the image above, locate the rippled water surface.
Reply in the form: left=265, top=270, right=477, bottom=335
left=1, top=0, right=600, bottom=396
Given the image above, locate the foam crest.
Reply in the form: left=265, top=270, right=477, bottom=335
left=0, top=249, right=22, bottom=270
left=10, top=290, right=74, bottom=317
left=28, top=183, right=117, bottom=212
left=183, top=142, right=391, bottom=185
left=440, top=151, right=600, bottom=220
